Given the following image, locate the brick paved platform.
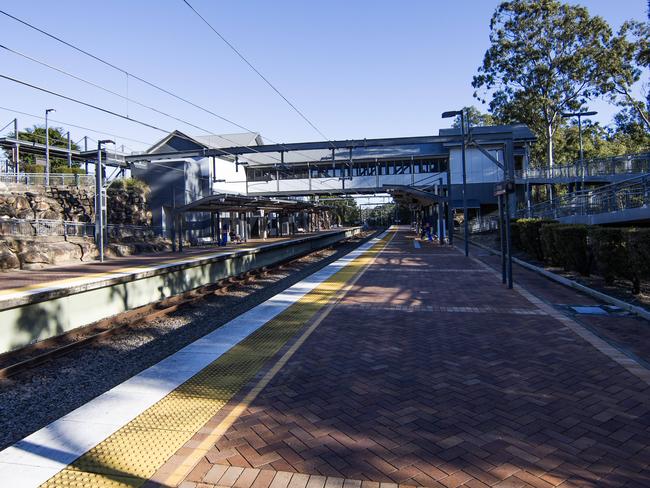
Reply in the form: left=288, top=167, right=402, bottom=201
left=176, top=228, right=650, bottom=488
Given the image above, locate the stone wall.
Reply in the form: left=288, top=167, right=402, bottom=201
left=0, top=187, right=94, bottom=222
left=107, top=186, right=152, bottom=226
left=0, top=182, right=165, bottom=271
left=0, top=236, right=97, bottom=271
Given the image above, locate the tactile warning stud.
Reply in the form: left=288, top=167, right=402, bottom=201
left=40, top=233, right=393, bottom=488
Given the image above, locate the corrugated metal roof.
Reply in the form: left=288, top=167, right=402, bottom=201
left=194, top=132, right=262, bottom=149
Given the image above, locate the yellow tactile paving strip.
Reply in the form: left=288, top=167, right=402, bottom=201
left=40, top=232, right=393, bottom=488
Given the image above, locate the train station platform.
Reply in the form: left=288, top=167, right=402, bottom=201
left=0, top=228, right=360, bottom=353
left=1, top=227, right=649, bottom=487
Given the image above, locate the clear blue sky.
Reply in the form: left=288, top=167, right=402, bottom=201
left=0, top=1, right=647, bottom=153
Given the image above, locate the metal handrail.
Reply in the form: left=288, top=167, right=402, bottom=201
left=467, top=215, right=501, bottom=233
left=516, top=152, right=650, bottom=180
left=0, top=172, right=95, bottom=188
left=0, top=218, right=165, bottom=238
left=518, top=173, right=650, bottom=219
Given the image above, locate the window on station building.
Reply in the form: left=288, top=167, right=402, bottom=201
left=414, top=159, right=446, bottom=174
left=249, top=168, right=276, bottom=181
left=394, top=160, right=412, bottom=174
left=354, top=162, right=377, bottom=177
left=311, top=165, right=333, bottom=178
left=281, top=166, right=308, bottom=180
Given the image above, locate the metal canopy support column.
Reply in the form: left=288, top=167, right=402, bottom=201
left=504, top=138, right=515, bottom=289
left=216, top=211, right=222, bottom=245
left=277, top=152, right=282, bottom=193
left=171, top=213, right=177, bottom=252
left=13, top=119, right=19, bottom=179
left=446, top=157, right=453, bottom=246
left=95, top=144, right=105, bottom=262
left=84, top=136, right=88, bottom=174
left=178, top=214, right=184, bottom=252
left=67, top=132, right=72, bottom=168
left=498, top=195, right=506, bottom=284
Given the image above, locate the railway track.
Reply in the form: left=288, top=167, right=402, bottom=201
left=0, top=234, right=372, bottom=379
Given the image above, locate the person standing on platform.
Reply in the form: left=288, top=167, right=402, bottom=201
left=221, top=223, right=229, bottom=246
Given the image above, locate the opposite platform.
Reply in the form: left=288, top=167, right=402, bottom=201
left=0, top=227, right=360, bottom=353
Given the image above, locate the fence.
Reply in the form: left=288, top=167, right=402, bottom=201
left=0, top=219, right=94, bottom=238
left=468, top=215, right=501, bottom=233
left=0, top=172, right=95, bottom=188
left=0, top=218, right=165, bottom=239
left=518, top=174, right=650, bottom=220
left=516, top=152, right=650, bottom=180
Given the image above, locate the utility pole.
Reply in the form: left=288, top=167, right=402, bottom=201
left=96, top=139, right=114, bottom=262
left=13, top=118, right=20, bottom=179
left=562, top=111, right=597, bottom=191
left=442, top=108, right=469, bottom=254
left=45, top=108, right=55, bottom=186
left=67, top=131, right=72, bottom=168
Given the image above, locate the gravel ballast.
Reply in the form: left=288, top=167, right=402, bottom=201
left=0, top=232, right=376, bottom=450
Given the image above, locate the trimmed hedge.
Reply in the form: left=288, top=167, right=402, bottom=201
left=515, top=218, right=557, bottom=261
left=589, top=228, right=627, bottom=285
left=626, top=229, right=650, bottom=294
left=511, top=219, right=650, bottom=294
left=540, top=223, right=563, bottom=267
left=553, top=225, right=591, bottom=276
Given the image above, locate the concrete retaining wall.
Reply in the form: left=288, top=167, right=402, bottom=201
left=0, top=228, right=361, bottom=354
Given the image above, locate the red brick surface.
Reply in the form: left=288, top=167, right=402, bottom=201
left=186, top=230, right=650, bottom=488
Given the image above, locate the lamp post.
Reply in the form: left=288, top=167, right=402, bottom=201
left=44, top=108, right=55, bottom=186
left=561, top=110, right=597, bottom=190
left=442, top=109, right=469, bottom=256
left=96, top=139, right=114, bottom=263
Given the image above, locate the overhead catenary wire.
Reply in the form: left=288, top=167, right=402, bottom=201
left=0, top=43, right=274, bottom=157
left=0, top=75, right=291, bottom=165
left=0, top=9, right=331, bottom=164
left=180, top=0, right=334, bottom=147
left=0, top=106, right=152, bottom=147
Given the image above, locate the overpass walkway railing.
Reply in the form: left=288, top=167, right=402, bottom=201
left=516, top=152, right=650, bottom=182
left=517, top=173, right=650, bottom=221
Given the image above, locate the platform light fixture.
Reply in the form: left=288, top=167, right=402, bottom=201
left=96, top=139, right=115, bottom=263
left=561, top=111, right=597, bottom=188
left=44, top=108, right=55, bottom=186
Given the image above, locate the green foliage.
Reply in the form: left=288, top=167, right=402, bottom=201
left=320, top=197, right=360, bottom=226
left=109, top=177, right=150, bottom=193
left=4, top=125, right=82, bottom=172
left=515, top=222, right=650, bottom=294
left=589, top=227, right=628, bottom=284
left=601, top=20, right=650, bottom=132
left=472, top=0, right=650, bottom=168
left=515, top=218, right=557, bottom=261
left=473, top=0, right=613, bottom=168
left=451, top=106, right=495, bottom=129
left=540, top=223, right=563, bottom=266
left=553, top=225, right=591, bottom=275
left=626, top=229, right=650, bottom=294
left=509, top=221, right=521, bottom=250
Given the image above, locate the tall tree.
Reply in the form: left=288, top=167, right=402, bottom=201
left=451, top=106, right=495, bottom=129
left=4, top=125, right=81, bottom=172
left=602, top=20, right=650, bottom=131
left=472, top=0, right=612, bottom=168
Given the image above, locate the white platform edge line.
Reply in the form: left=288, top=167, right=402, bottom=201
left=0, top=230, right=389, bottom=488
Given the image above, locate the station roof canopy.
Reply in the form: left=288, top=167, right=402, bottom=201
left=173, top=193, right=325, bottom=215
left=384, top=185, right=446, bottom=206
